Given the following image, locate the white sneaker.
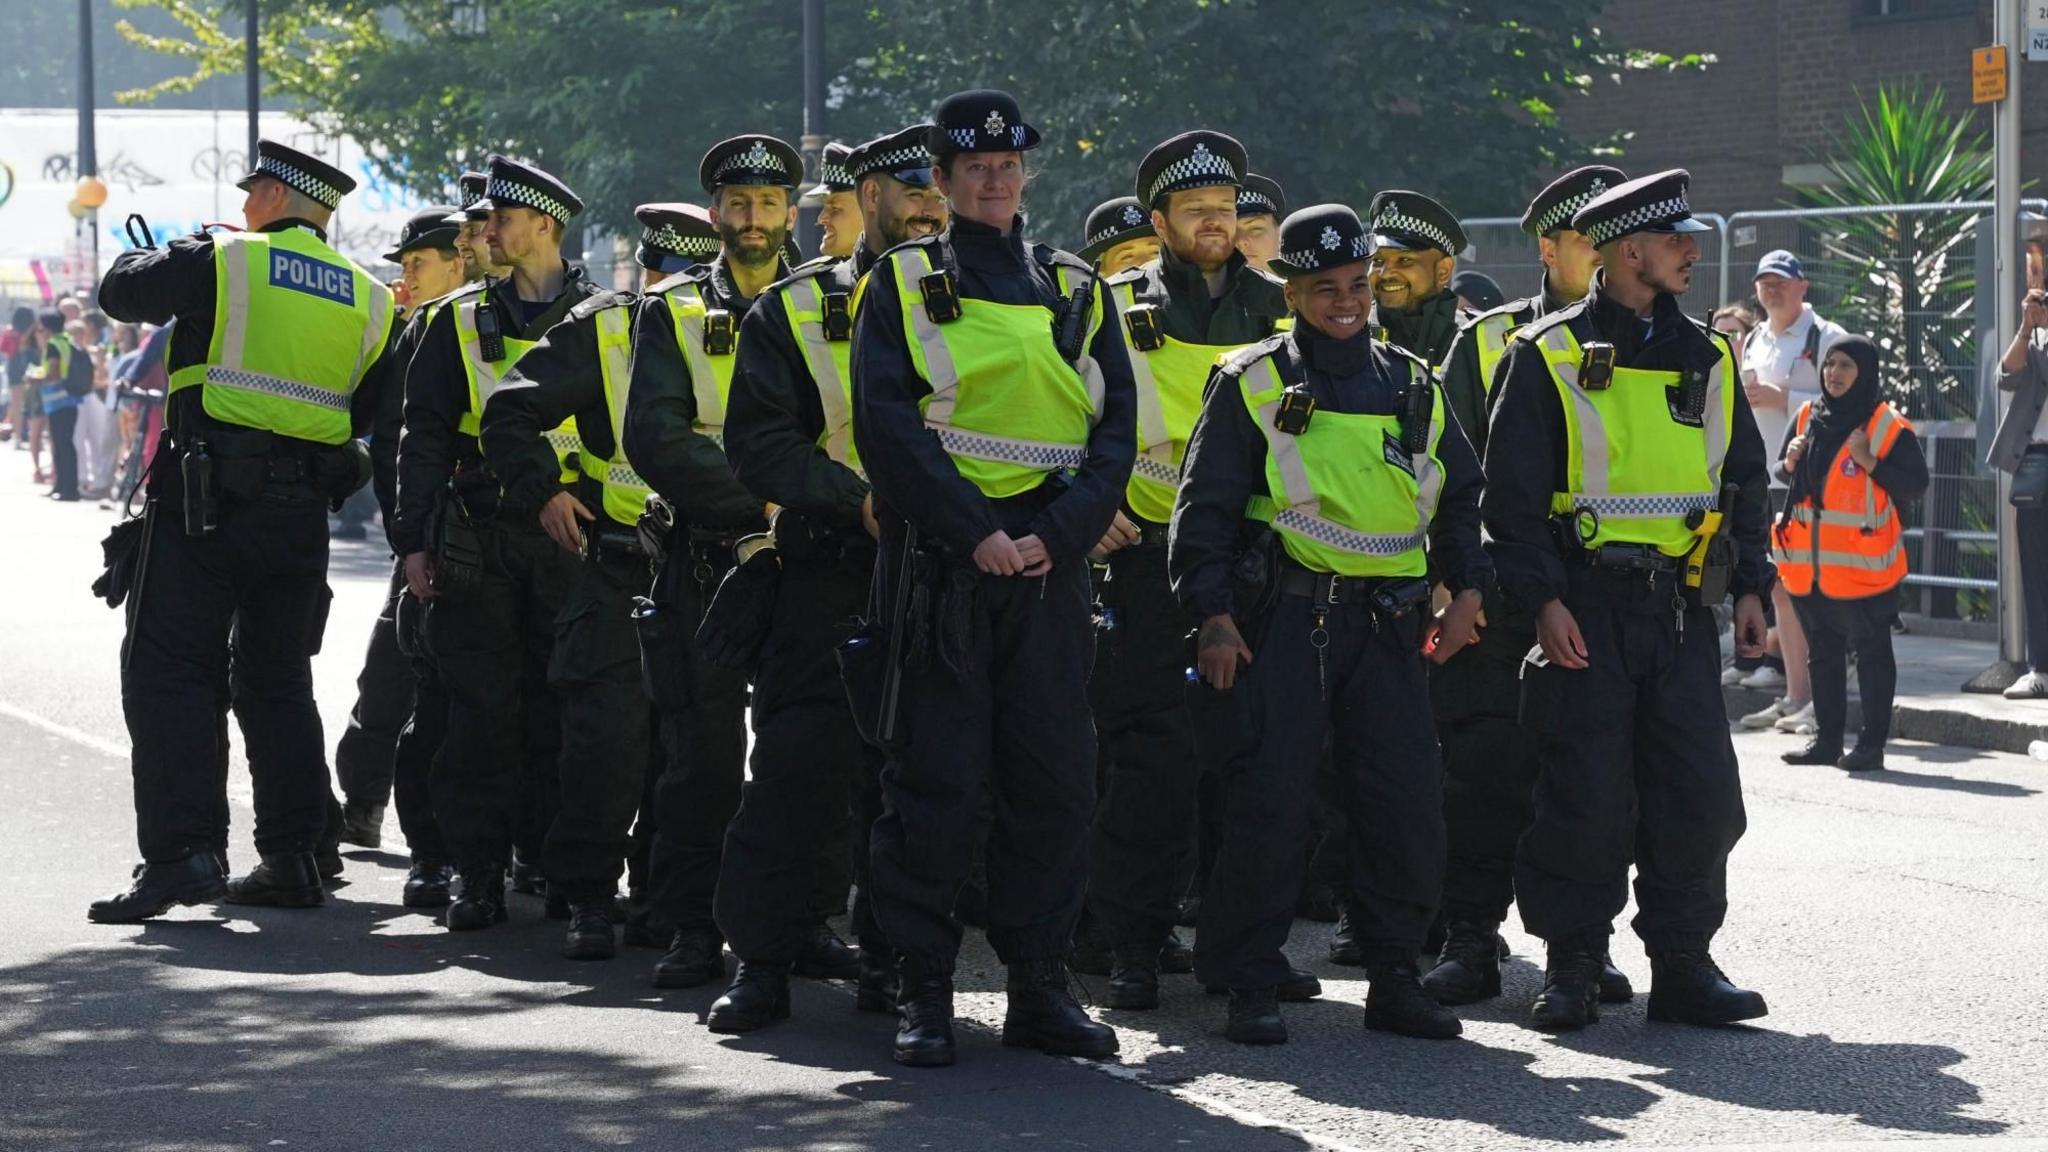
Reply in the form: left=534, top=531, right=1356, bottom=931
left=1739, top=664, right=1787, bottom=691
left=1721, top=663, right=1748, bottom=686
left=2003, top=671, right=2048, bottom=699
left=1740, top=698, right=1793, bottom=729
left=1775, top=701, right=1817, bottom=734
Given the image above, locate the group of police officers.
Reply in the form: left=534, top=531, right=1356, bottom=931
left=83, top=85, right=1776, bottom=1067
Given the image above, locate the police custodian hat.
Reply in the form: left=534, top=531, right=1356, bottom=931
left=236, top=140, right=356, bottom=211
left=443, top=170, right=489, bottom=224
left=1520, top=165, right=1627, bottom=238
left=848, top=125, right=936, bottom=187
left=480, top=154, right=584, bottom=225
left=1079, top=196, right=1155, bottom=262
left=802, top=141, right=857, bottom=203
left=1571, top=168, right=1714, bottom=247
left=1135, top=130, right=1246, bottom=209
left=1269, top=203, right=1373, bottom=279
left=700, top=134, right=804, bottom=195
left=926, top=89, right=1042, bottom=155
left=634, top=203, right=720, bottom=273
left=382, top=206, right=462, bottom=264
left=1366, top=190, right=1465, bottom=255
left=1237, top=173, right=1286, bottom=221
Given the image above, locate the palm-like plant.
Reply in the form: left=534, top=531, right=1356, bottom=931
left=1799, top=84, right=1992, bottom=421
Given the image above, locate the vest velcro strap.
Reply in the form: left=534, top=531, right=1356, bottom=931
left=205, top=366, right=351, bottom=410
left=928, top=423, right=1086, bottom=470
left=1273, top=508, right=1425, bottom=557
left=1574, top=492, right=1714, bottom=519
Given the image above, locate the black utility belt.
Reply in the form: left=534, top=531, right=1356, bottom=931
left=591, top=529, right=651, bottom=561
left=1279, top=569, right=1431, bottom=614
left=1573, top=543, right=1683, bottom=574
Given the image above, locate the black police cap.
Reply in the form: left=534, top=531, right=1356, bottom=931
left=1449, top=270, right=1505, bottom=312
left=479, top=154, right=584, bottom=225
left=1079, top=196, right=1156, bottom=262
left=925, top=89, right=1041, bottom=156
left=1571, top=168, right=1713, bottom=248
left=1268, top=203, right=1373, bottom=279
left=236, top=140, right=356, bottom=211
left=1237, top=173, right=1286, bottom=221
left=1520, top=165, right=1628, bottom=238
left=848, top=124, right=938, bottom=187
left=1366, top=190, right=1465, bottom=255
left=699, top=134, right=803, bottom=195
left=382, top=206, right=462, bottom=263
left=444, top=171, right=489, bottom=224
left=633, top=202, right=720, bottom=273
left=1135, top=130, right=1246, bottom=209
left=804, top=142, right=856, bottom=201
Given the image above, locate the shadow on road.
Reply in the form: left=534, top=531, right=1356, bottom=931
left=1844, top=768, right=2041, bottom=799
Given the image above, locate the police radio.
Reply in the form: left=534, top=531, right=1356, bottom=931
left=1578, top=341, right=1616, bottom=391
left=1274, top=383, right=1316, bottom=435
left=704, top=309, right=736, bottom=356
left=1124, top=304, right=1166, bottom=352
left=821, top=293, right=853, bottom=342
left=1401, top=369, right=1433, bottom=455
left=919, top=270, right=963, bottom=324
left=474, top=304, right=506, bottom=363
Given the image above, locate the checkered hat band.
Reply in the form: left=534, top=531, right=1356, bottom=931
left=1088, top=223, right=1139, bottom=248
left=1238, top=191, right=1277, bottom=215
left=1145, top=148, right=1239, bottom=205
left=714, top=144, right=791, bottom=182
left=1373, top=207, right=1451, bottom=252
left=945, top=126, right=1029, bottom=149
left=819, top=160, right=853, bottom=187
left=644, top=224, right=718, bottom=258
left=259, top=157, right=342, bottom=210
left=1586, top=194, right=1689, bottom=246
left=1282, top=233, right=1369, bottom=268
left=1535, top=191, right=1600, bottom=236
left=856, top=145, right=930, bottom=177
left=489, top=177, right=573, bottom=223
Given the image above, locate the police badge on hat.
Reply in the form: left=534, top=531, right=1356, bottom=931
left=1269, top=204, right=1373, bottom=278
left=1135, top=131, right=1246, bottom=209
left=1366, top=190, right=1466, bottom=255
left=699, top=135, right=804, bottom=195
left=1079, top=196, right=1157, bottom=262
left=925, top=89, right=1043, bottom=155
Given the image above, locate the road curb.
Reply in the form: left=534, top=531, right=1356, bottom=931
left=1722, top=684, right=2048, bottom=755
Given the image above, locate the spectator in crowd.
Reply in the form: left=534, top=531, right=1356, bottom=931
left=1773, top=335, right=1926, bottom=770
left=25, top=311, right=85, bottom=501
left=74, top=319, right=128, bottom=501
left=1992, top=261, right=2048, bottom=699
left=1738, top=251, right=1846, bottom=736
left=1713, top=303, right=1765, bottom=683
left=114, top=321, right=171, bottom=499
left=2, top=306, right=33, bottom=444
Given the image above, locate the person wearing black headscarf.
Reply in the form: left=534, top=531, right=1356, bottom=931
left=1772, top=334, right=1926, bottom=771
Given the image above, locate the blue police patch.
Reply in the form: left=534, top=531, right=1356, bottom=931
left=268, top=248, right=356, bottom=306
left=1382, top=431, right=1416, bottom=476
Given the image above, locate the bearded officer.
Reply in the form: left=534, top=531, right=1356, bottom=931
left=1234, top=173, right=1285, bottom=275
left=1483, top=170, right=1771, bottom=1031
left=1366, top=190, right=1466, bottom=368
left=1079, top=196, right=1160, bottom=277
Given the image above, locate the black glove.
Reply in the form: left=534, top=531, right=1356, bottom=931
left=770, top=506, right=838, bottom=561
left=694, top=535, right=780, bottom=675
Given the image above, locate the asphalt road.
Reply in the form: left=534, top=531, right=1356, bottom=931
left=2, top=448, right=2046, bottom=1152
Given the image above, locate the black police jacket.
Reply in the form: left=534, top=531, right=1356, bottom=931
left=1480, top=273, right=1772, bottom=614
left=1378, top=288, right=1462, bottom=369
left=1114, top=245, right=1290, bottom=349
left=1169, top=321, right=1492, bottom=623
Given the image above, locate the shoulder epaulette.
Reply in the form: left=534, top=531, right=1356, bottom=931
left=1217, top=332, right=1290, bottom=377
left=646, top=265, right=714, bottom=298
left=1380, top=341, right=1435, bottom=377
left=1034, top=244, right=1094, bottom=277
left=1512, top=298, right=1588, bottom=344
left=568, top=289, right=636, bottom=321
left=766, top=253, right=852, bottom=296
left=1459, top=297, right=1538, bottom=333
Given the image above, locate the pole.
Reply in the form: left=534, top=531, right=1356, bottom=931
left=79, top=0, right=98, bottom=285
left=245, top=0, right=260, bottom=166
left=798, top=0, right=826, bottom=253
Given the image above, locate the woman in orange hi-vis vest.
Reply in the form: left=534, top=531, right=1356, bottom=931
left=1771, top=335, right=1927, bottom=772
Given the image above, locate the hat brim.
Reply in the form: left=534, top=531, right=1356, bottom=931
left=636, top=245, right=701, bottom=273
left=383, top=229, right=459, bottom=264
left=1079, top=226, right=1157, bottom=263
left=1269, top=255, right=1367, bottom=280
left=1651, top=217, right=1715, bottom=235
left=1370, top=231, right=1455, bottom=253
left=870, top=167, right=936, bottom=188
left=1151, top=175, right=1242, bottom=208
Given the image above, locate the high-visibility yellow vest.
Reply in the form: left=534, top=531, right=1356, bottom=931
left=1109, top=275, right=1257, bottom=524
left=1527, top=320, right=1735, bottom=556
left=1773, top=401, right=1911, bottom=598
left=168, top=227, right=393, bottom=444
left=575, top=303, right=654, bottom=526
left=445, top=290, right=582, bottom=484
left=1469, top=309, right=1522, bottom=396
left=1233, top=343, right=1445, bottom=578
left=775, top=264, right=864, bottom=476
left=38, top=334, right=81, bottom=415
left=646, top=273, right=737, bottom=447
left=887, top=243, right=1107, bottom=500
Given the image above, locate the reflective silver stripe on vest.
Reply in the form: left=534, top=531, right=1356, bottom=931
left=455, top=299, right=507, bottom=411
left=664, top=282, right=725, bottom=435
left=1810, top=544, right=1906, bottom=571
left=596, top=306, right=634, bottom=446
left=203, top=367, right=350, bottom=409
left=783, top=277, right=855, bottom=466
left=1113, top=281, right=1176, bottom=482
left=219, top=235, right=255, bottom=369
left=1785, top=505, right=1887, bottom=530
left=1575, top=492, right=1714, bottom=519
left=896, top=248, right=965, bottom=425
left=1537, top=324, right=1732, bottom=496
left=348, top=281, right=393, bottom=388
left=1703, top=332, right=1731, bottom=490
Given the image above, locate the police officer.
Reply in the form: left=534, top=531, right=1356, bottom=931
left=25, top=310, right=88, bottom=501
left=1482, top=169, right=1772, bottom=1030
left=699, top=124, right=953, bottom=1033
left=1169, top=203, right=1487, bottom=1045
left=1079, top=196, right=1160, bottom=277
left=802, top=141, right=860, bottom=261
left=448, top=170, right=511, bottom=285
left=1366, top=190, right=1466, bottom=368
left=1423, top=166, right=1636, bottom=1007
left=89, top=141, right=398, bottom=921
left=1087, top=131, right=1288, bottom=1013
left=1234, top=173, right=1285, bottom=275
left=853, top=89, right=1135, bottom=1067
left=628, top=134, right=798, bottom=991
left=475, top=204, right=718, bottom=960
left=394, top=154, right=602, bottom=931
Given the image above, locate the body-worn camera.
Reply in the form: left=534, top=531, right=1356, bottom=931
left=1124, top=303, right=1165, bottom=352
left=1274, top=384, right=1316, bottom=435
left=821, top=292, right=853, bottom=341
left=704, top=309, right=736, bottom=355
left=920, top=270, right=963, bottom=323
left=1579, top=341, right=1616, bottom=391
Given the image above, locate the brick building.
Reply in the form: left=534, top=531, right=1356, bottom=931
left=1563, top=0, right=2048, bottom=216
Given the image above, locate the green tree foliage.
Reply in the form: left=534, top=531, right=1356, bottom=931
left=114, top=0, right=1706, bottom=240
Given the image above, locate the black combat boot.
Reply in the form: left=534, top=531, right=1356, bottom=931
left=445, top=866, right=508, bottom=931
left=1206, top=965, right=1320, bottom=1002
left=1647, top=949, right=1768, bottom=1026
left=707, top=962, right=793, bottom=1033
left=651, top=928, right=726, bottom=989
left=1598, top=952, right=1635, bottom=1004
left=1225, top=987, right=1286, bottom=1045
left=894, top=959, right=957, bottom=1068
left=792, top=924, right=861, bottom=980
left=855, top=939, right=899, bottom=1014
left=339, top=800, right=385, bottom=850
left=1529, top=940, right=1602, bottom=1031
left=1106, top=949, right=1160, bottom=1011
left=1328, top=908, right=1363, bottom=966
left=88, top=853, right=226, bottom=924
left=508, top=849, right=545, bottom=896
left=562, top=901, right=616, bottom=961
left=1422, top=917, right=1504, bottom=1005
left=1364, top=953, right=1462, bottom=1039
left=1002, top=959, right=1119, bottom=1059
left=402, top=858, right=454, bottom=910
left=223, top=852, right=326, bottom=908
left=1157, top=929, right=1195, bottom=975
